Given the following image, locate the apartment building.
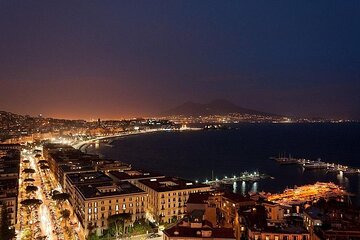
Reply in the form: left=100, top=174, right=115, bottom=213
left=0, top=144, right=20, bottom=229
left=73, top=181, right=148, bottom=236
left=137, top=177, right=211, bottom=223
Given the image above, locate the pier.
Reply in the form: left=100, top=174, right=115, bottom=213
left=203, top=171, right=272, bottom=186
left=271, top=155, right=360, bottom=175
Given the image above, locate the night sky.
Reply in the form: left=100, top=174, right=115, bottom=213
left=0, top=1, right=359, bottom=120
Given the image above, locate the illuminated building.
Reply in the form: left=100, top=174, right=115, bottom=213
left=108, top=169, right=166, bottom=185
left=136, top=177, right=211, bottom=223
left=163, top=213, right=236, bottom=240
left=244, top=206, right=309, bottom=240
left=0, top=144, right=21, bottom=229
left=73, top=180, right=147, bottom=236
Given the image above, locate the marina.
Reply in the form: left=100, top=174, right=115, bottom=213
left=271, top=155, right=360, bottom=175
left=203, top=171, right=272, bottom=186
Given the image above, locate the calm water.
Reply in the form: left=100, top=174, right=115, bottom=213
left=88, top=123, right=360, bottom=205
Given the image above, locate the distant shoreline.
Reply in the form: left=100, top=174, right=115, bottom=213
left=73, top=128, right=201, bottom=153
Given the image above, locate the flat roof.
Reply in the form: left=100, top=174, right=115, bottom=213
left=187, top=192, right=212, bottom=204
left=59, top=164, right=94, bottom=173
left=76, top=181, right=146, bottom=199
left=109, top=169, right=165, bottom=181
left=67, top=171, right=113, bottom=185
left=139, top=177, right=210, bottom=192
left=222, top=191, right=254, bottom=204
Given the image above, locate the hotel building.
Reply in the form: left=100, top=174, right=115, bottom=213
left=73, top=180, right=148, bottom=236
left=137, top=177, right=211, bottom=223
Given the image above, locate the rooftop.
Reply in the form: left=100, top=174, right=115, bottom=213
left=222, top=191, right=255, bottom=204
left=76, top=181, right=145, bottom=199
left=164, top=225, right=235, bottom=239
left=304, top=206, right=325, bottom=220
left=109, top=169, right=165, bottom=182
left=187, top=192, right=212, bottom=204
left=139, top=177, right=210, bottom=192
left=66, top=171, right=113, bottom=185
left=59, top=164, right=94, bottom=173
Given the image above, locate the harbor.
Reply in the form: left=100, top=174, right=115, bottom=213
left=271, top=155, right=360, bottom=175
left=203, top=171, right=272, bottom=186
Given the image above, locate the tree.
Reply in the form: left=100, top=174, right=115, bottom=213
left=22, top=168, right=35, bottom=174
left=40, top=165, right=50, bottom=174
left=20, top=199, right=42, bottom=212
left=22, top=168, right=35, bottom=178
left=52, top=190, right=60, bottom=196
left=40, top=165, right=50, bottom=170
left=171, top=216, right=178, bottom=223
left=23, top=178, right=35, bottom=186
left=25, top=185, right=38, bottom=196
left=128, top=219, right=153, bottom=235
left=0, top=204, right=15, bottom=240
left=108, top=213, right=132, bottom=238
left=24, top=178, right=35, bottom=182
left=38, top=160, right=48, bottom=165
left=25, top=185, right=38, bottom=192
left=20, top=199, right=42, bottom=234
left=60, top=209, right=71, bottom=227
left=52, top=193, right=70, bottom=208
left=86, top=223, right=96, bottom=239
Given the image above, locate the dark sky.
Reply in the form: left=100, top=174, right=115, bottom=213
left=0, top=1, right=359, bottom=120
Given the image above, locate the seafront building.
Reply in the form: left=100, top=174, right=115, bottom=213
left=43, top=143, right=131, bottom=188
left=73, top=180, right=148, bottom=236
left=108, top=169, right=166, bottom=185
left=137, top=177, right=211, bottom=223
left=64, top=171, right=114, bottom=206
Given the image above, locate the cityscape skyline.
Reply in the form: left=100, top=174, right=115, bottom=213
left=1, top=2, right=360, bottom=240
left=1, top=1, right=360, bottom=120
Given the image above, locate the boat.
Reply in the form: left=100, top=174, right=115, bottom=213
left=302, top=160, right=328, bottom=169
left=271, top=154, right=301, bottom=165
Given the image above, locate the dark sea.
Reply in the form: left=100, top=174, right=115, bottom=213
left=87, top=123, right=360, bottom=205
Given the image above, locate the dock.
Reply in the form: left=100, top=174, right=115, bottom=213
left=271, top=155, right=360, bottom=175
left=203, top=171, right=272, bottom=186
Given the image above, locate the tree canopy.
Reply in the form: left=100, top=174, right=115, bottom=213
left=24, top=178, right=35, bottom=182
left=25, top=185, right=38, bottom=193
left=52, top=192, right=70, bottom=207
left=20, top=199, right=42, bottom=208
left=107, top=213, right=132, bottom=237
left=22, top=168, right=35, bottom=174
left=38, top=160, right=48, bottom=165
left=60, top=209, right=71, bottom=226
left=40, top=165, right=50, bottom=170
